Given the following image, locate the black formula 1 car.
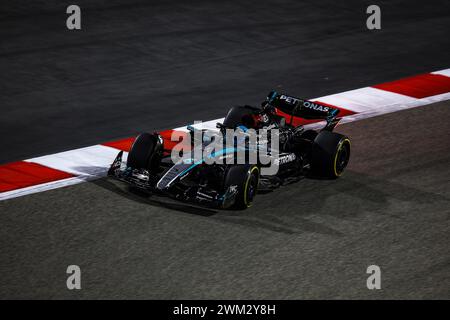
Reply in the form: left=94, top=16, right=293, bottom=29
left=108, top=91, right=351, bottom=209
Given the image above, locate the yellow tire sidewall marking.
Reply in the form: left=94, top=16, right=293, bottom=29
left=244, top=166, right=260, bottom=207
left=333, top=138, right=351, bottom=177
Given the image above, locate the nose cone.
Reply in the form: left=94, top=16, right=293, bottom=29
left=156, top=163, right=194, bottom=190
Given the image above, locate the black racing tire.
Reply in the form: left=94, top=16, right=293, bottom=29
left=223, top=165, right=260, bottom=209
left=311, top=131, right=350, bottom=178
left=127, top=133, right=162, bottom=171
left=300, top=129, right=318, bottom=142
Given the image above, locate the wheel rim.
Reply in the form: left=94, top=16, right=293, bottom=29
left=247, top=175, right=257, bottom=202
left=335, top=141, right=350, bottom=175
left=244, top=167, right=259, bottom=206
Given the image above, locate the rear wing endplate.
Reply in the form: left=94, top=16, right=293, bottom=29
left=265, top=90, right=341, bottom=130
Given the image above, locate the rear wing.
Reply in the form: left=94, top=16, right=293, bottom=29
left=265, top=90, right=341, bottom=130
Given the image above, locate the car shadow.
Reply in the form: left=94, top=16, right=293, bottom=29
left=92, top=177, right=219, bottom=216
left=73, top=165, right=219, bottom=217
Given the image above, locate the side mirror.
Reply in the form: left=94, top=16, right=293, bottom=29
left=216, top=122, right=227, bottom=134
left=216, top=122, right=226, bottom=130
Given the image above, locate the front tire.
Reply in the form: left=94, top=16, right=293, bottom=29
left=127, top=133, right=162, bottom=171
left=223, top=165, right=260, bottom=209
left=311, top=131, right=350, bottom=178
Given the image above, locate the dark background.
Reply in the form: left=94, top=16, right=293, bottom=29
left=1, top=0, right=449, bottom=163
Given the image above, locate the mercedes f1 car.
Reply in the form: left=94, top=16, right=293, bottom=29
left=107, top=91, right=351, bottom=209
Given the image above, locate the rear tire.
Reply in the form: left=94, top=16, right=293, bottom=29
left=223, top=165, right=260, bottom=209
left=127, top=133, right=162, bottom=171
left=311, top=131, right=350, bottom=178
left=299, top=129, right=318, bottom=142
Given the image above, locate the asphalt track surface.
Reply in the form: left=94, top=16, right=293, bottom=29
left=0, top=0, right=449, bottom=299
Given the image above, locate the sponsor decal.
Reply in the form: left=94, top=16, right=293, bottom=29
left=302, top=101, right=329, bottom=112
left=279, top=94, right=301, bottom=105
left=279, top=95, right=330, bottom=112
left=274, top=153, right=296, bottom=166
